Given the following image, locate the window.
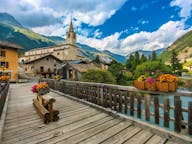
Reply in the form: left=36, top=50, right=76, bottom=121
left=40, top=66, right=44, bottom=72
left=0, top=62, right=8, bottom=68
left=57, top=52, right=60, bottom=55
left=25, top=68, right=27, bottom=71
left=0, top=51, right=6, bottom=57
left=46, top=58, right=49, bottom=61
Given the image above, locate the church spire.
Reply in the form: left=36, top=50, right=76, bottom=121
left=69, top=19, right=74, bottom=32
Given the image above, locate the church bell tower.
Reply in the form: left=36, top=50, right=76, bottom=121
left=66, top=20, right=76, bottom=45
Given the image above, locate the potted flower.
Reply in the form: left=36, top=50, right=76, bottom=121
left=32, top=82, right=49, bottom=95
left=157, top=74, right=178, bottom=92
left=0, top=76, right=10, bottom=83
left=134, top=75, right=146, bottom=90
left=145, top=77, right=157, bottom=91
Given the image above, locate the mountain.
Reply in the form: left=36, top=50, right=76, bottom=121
left=103, top=50, right=126, bottom=63
left=0, top=12, right=22, bottom=27
left=159, top=30, right=192, bottom=62
left=127, top=48, right=165, bottom=59
left=0, top=12, right=126, bottom=63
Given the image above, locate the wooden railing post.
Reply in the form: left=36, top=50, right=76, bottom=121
left=145, top=94, right=150, bottom=121
left=164, top=99, right=170, bottom=128
left=137, top=94, right=141, bottom=118
left=130, top=93, right=134, bottom=116
left=174, top=96, right=182, bottom=133
left=154, top=96, right=159, bottom=124
left=118, top=91, right=122, bottom=112
left=188, top=102, right=192, bottom=135
left=124, top=92, right=128, bottom=114
left=100, top=86, right=104, bottom=106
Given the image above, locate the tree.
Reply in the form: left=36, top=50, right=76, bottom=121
left=152, top=51, right=157, bottom=61
left=82, top=69, right=115, bottom=84
left=126, top=54, right=134, bottom=71
left=170, top=51, right=182, bottom=75
left=140, top=54, right=147, bottom=63
left=92, top=55, right=100, bottom=64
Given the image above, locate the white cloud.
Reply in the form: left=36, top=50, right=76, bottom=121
left=0, top=0, right=127, bottom=27
left=170, top=0, right=192, bottom=19
left=76, top=21, right=191, bottom=56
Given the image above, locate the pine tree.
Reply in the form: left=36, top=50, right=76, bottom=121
left=170, top=51, right=182, bottom=75
left=152, top=51, right=157, bottom=61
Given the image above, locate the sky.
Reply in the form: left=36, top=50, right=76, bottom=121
left=0, top=0, right=192, bottom=56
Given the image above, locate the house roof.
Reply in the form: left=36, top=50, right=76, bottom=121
left=70, top=63, right=100, bottom=73
left=24, top=54, right=63, bottom=64
left=0, top=41, right=24, bottom=49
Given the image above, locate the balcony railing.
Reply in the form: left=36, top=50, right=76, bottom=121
left=44, top=79, right=192, bottom=136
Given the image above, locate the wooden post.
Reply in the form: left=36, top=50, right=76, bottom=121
left=130, top=93, right=134, bottom=116
left=100, top=86, right=104, bottom=106
left=114, top=90, right=117, bottom=111
left=137, top=94, right=141, bottom=118
left=164, top=99, right=170, bottom=127
left=145, top=94, right=150, bottom=121
left=124, top=92, right=128, bottom=114
left=188, top=102, right=192, bottom=135
left=108, top=88, right=112, bottom=109
left=154, top=96, right=159, bottom=124
left=119, top=91, right=122, bottom=112
left=174, top=96, right=182, bottom=133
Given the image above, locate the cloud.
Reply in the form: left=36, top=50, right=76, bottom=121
left=138, top=19, right=149, bottom=25
left=131, top=6, right=138, bottom=11
left=0, top=0, right=127, bottom=27
left=170, top=0, right=192, bottom=20
left=76, top=21, right=191, bottom=56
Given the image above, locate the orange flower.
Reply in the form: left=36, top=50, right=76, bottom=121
left=159, top=74, right=178, bottom=83
left=36, top=82, right=49, bottom=91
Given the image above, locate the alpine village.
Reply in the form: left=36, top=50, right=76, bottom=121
left=0, top=1, right=192, bottom=144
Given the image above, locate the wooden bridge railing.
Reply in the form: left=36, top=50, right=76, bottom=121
left=44, top=79, right=192, bottom=135
left=0, top=82, right=9, bottom=118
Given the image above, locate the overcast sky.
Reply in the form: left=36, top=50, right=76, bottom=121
left=0, top=0, right=192, bottom=56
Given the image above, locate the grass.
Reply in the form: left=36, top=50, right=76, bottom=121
left=13, top=26, right=53, bottom=42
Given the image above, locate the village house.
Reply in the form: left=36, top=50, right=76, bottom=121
left=23, top=54, right=63, bottom=78
left=59, top=62, right=108, bottom=81
left=0, top=41, right=23, bottom=82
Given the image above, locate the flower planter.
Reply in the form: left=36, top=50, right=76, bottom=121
left=134, top=80, right=145, bottom=90
left=145, top=82, right=157, bottom=91
left=157, top=82, right=177, bottom=92
left=38, top=88, right=49, bottom=95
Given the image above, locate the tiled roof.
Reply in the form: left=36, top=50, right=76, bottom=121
left=0, top=41, right=24, bottom=49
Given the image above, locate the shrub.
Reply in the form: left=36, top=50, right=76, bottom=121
left=82, top=69, right=116, bottom=84
left=134, top=61, right=172, bottom=78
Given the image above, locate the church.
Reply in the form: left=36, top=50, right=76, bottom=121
left=21, top=20, right=84, bottom=63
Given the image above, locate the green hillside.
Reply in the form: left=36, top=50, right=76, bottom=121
left=0, top=23, right=55, bottom=51
left=159, top=30, right=192, bottom=62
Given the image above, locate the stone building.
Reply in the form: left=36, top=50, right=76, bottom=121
left=23, top=54, right=63, bottom=78
left=20, top=20, right=83, bottom=63
left=0, top=41, right=23, bottom=82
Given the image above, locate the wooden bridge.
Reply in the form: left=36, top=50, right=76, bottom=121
left=0, top=81, right=192, bottom=144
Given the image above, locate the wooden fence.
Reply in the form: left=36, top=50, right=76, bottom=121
left=0, top=83, right=9, bottom=118
left=44, top=79, right=192, bottom=135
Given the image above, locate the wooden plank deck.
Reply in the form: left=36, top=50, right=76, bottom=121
left=1, top=83, right=179, bottom=144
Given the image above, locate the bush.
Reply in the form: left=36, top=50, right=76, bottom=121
left=82, top=69, right=116, bottom=84
left=134, top=61, right=172, bottom=78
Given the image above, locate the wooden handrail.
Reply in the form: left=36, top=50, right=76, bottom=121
left=44, top=78, right=192, bottom=135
